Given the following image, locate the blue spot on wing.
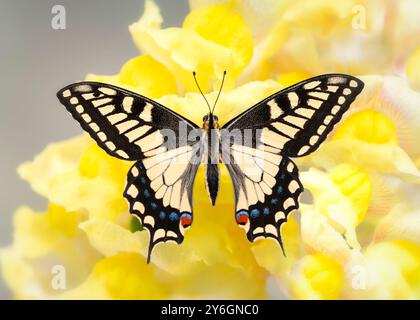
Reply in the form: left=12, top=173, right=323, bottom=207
left=250, top=209, right=260, bottom=218
left=169, top=212, right=179, bottom=221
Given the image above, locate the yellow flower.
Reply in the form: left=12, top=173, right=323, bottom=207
left=87, top=55, right=178, bottom=99
left=61, top=253, right=168, bottom=300
left=129, top=0, right=253, bottom=93
left=0, top=204, right=100, bottom=299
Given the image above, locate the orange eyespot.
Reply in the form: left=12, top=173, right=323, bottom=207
left=180, top=212, right=192, bottom=228
left=235, top=210, right=249, bottom=225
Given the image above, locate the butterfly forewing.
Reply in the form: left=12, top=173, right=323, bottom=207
left=224, top=74, right=364, bottom=157
left=57, top=82, right=198, bottom=160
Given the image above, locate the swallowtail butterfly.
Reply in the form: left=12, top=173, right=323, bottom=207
left=57, top=73, right=364, bottom=262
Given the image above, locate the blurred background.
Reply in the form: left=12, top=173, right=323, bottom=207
left=0, top=0, right=188, bottom=300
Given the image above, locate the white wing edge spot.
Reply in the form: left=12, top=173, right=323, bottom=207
left=283, top=197, right=295, bottom=210
left=144, top=216, right=155, bottom=227
left=127, top=184, right=139, bottom=197
left=350, top=80, right=358, bottom=87
left=133, top=202, right=145, bottom=214
left=105, top=141, right=116, bottom=151
left=98, top=132, right=107, bottom=141
left=116, top=150, right=130, bottom=159
left=62, top=90, right=71, bottom=97
left=81, top=114, right=91, bottom=123
left=275, top=211, right=285, bottom=222
left=298, top=145, right=310, bottom=156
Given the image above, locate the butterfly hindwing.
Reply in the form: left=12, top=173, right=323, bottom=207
left=124, top=159, right=199, bottom=262
left=222, top=74, right=364, bottom=250
left=222, top=143, right=303, bottom=252
left=57, top=82, right=202, bottom=262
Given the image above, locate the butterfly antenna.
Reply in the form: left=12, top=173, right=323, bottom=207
left=193, top=71, right=212, bottom=113
left=211, top=70, right=226, bottom=114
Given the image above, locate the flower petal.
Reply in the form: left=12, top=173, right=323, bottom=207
left=406, top=46, right=420, bottom=91
left=79, top=218, right=145, bottom=257
left=251, top=217, right=301, bottom=294
left=344, top=240, right=420, bottom=299
left=183, top=5, right=253, bottom=76
left=60, top=253, right=168, bottom=299
left=299, top=204, right=356, bottom=262
left=19, top=136, right=131, bottom=222
left=169, top=262, right=266, bottom=299
left=300, top=164, right=371, bottom=251
left=374, top=204, right=420, bottom=244
left=308, top=139, right=420, bottom=182
left=130, top=1, right=253, bottom=92
left=290, top=254, right=344, bottom=300
left=0, top=205, right=99, bottom=299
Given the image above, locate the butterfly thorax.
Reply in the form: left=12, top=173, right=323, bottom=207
left=202, top=113, right=220, bottom=130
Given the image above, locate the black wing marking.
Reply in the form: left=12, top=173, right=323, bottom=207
left=57, top=82, right=203, bottom=263
left=57, top=82, right=199, bottom=160
left=222, top=74, right=364, bottom=157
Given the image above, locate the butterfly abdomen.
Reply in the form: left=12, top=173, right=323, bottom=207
left=206, top=162, right=219, bottom=206
left=206, top=116, right=220, bottom=205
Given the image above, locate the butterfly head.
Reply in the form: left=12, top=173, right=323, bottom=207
left=203, top=113, right=219, bottom=129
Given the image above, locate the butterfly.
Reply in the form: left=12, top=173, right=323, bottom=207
left=57, top=73, right=364, bottom=263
